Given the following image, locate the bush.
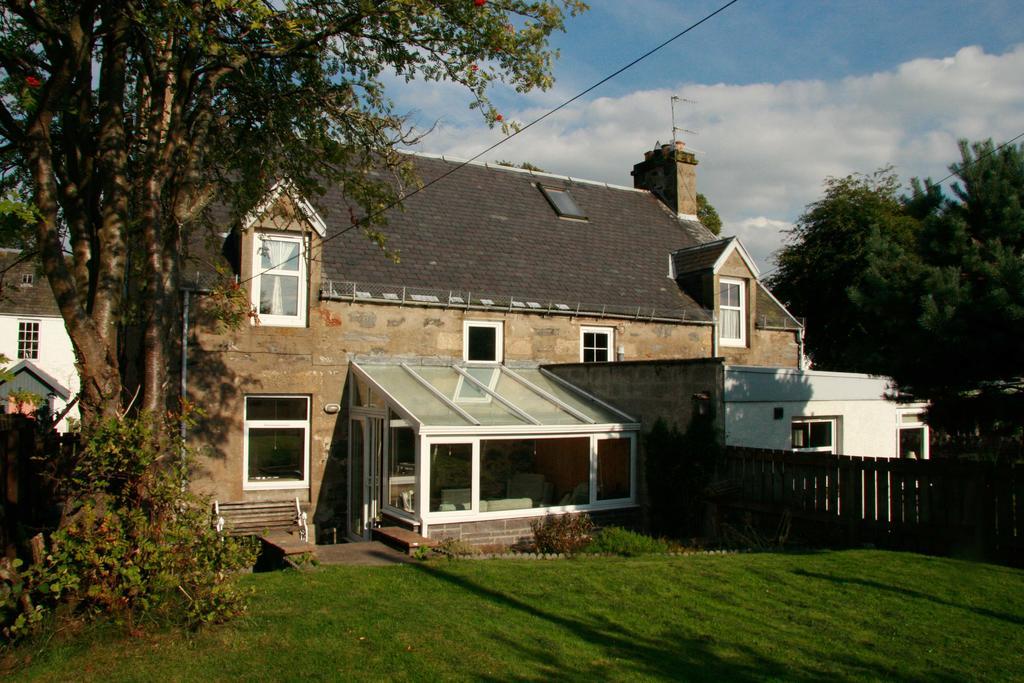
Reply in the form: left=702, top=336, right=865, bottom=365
left=1, top=411, right=258, bottom=642
left=530, top=513, right=593, bottom=554
left=583, top=527, right=669, bottom=557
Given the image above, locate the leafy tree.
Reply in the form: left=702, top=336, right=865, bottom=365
left=696, top=193, right=721, bottom=235
left=852, top=140, right=1024, bottom=450
left=767, top=168, right=920, bottom=370
left=0, top=0, right=585, bottom=429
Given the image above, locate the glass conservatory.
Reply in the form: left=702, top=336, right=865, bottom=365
left=347, top=362, right=639, bottom=539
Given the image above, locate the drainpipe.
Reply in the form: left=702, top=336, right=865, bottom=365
left=180, top=289, right=190, bottom=442
left=798, top=327, right=806, bottom=370
left=711, top=311, right=719, bottom=358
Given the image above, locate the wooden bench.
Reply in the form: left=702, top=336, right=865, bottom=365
left=373, top=526, right=438, bottom=555
left=213, top=498, right=309, bottom=543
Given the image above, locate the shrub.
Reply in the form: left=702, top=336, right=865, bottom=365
left=530, top=513, right=593, bottom=554
left=1, top=411, right=258, bottom=642
left=583, top=527, right=669, bottom=557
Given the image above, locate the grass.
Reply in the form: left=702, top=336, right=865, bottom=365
left=7, top=549, right=1024, bottom=681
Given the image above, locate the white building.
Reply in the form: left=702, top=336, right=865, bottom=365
left=724, top=365, right=928, bottom=459
left=0, top=251, right=80, bottom=432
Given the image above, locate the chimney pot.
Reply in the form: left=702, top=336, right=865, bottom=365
left=675, top=140, right=685, bottom=151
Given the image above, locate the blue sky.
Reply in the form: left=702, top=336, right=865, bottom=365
left=395, top=1, right=1024, bottom=271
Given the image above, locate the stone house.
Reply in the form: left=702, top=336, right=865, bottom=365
left=184, top=143, right=803, bottom=545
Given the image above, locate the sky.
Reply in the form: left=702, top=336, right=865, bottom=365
left=390, top=0, right=1024, bottom=274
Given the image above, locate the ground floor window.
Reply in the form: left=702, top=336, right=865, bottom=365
left=244, top=395, right=309, bottom=488
left=597, top=437, right=631, bottom=500
left=430, top=443, right=472, bottom=512
left=428, top=433, right=635, bottom=516
left=792, top=417, right=837, bottom=454
left=481, top=437, right=590, bottom=511
left=898, top=411, right=929, bottom=459
left=389, top=418, right=416, bottom=511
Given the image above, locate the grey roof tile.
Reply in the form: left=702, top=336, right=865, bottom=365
left=317, top=156, right=715, bottom=319
left=0, top=252, right=60, bottom=317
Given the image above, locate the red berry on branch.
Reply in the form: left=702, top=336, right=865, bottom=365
left=25, top=76, right=41, bottom=88
left=474, top=0, right=486, bottom=6
left=470, top=64, right=478, bottom=72
left=496, top=114, right=503, bottom=122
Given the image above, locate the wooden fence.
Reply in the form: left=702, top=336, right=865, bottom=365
left=714, top=446, right=1023, bottom=567
left=1, top=415, right=79, bottom=558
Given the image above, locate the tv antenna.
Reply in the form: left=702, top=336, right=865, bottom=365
left=670, top=95, right=697, bottom=146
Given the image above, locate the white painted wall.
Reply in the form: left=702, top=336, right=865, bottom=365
left=0, top=313, right=80, bottom=432
left=724, top=365, right=927, bottom=459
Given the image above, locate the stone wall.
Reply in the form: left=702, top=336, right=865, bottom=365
left=187, top=297, right=718, bottom=533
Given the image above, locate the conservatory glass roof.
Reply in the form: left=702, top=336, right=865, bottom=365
left=351, top=362, right=636, bottom=429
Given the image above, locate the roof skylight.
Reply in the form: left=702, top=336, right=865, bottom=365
left=539, top=185, right=587, bottom=220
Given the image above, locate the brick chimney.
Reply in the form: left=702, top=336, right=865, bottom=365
left=631, top=140, right=699, bottom=219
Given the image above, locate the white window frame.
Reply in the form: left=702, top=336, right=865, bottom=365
left=896, top=410, right=929, bottom=460
left=580, top=326, right=614, bottom=363
left=17, top=320, right=39, bottom=360
left=251, top=232, right=307, bottom=328
left=791, top=417, right=838, bottom=454
left=243, top=394, right=311, bottom=491
left=463, top=320, right=503, bottom=363
left=718, top=277, right=746, bottom=347
left=421, top=431, right=637, bottom=525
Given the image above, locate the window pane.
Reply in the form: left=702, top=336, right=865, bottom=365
left=430, top=443, right=472, bottom=512
left=388, top=426, right=416, bottom=510
left=721, top=308, right=741, bottom=340
left=792, top=423, right=808, bottom=448
left=597, top=439, right=631, bottom=501
left=17, top=322, right=39, bottom=360
left=809, top=422, right=832, bottom=448
left=899, top=428, right=924, bottom=459
left=259, top=274, right=299, bottom=316
left=246, top=396, right=308, bottom=421
left=720, top=282, right=739, bottom=307
left=480, top=437, right=589, bottom=511
left=247, top=427, right=304, bottom=480
left=541, top=187, right=585, bottom=219
left=467, top=326, right=497, bottom=361
left=260, top=239, right=300, bottom=271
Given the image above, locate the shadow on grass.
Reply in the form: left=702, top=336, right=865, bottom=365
left=792, top=569, right=1024, bottom=626
left=408, top=561, right=891, bottom=682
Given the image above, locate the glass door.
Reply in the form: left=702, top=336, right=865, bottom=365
left=348, top=415, right=385, bottom=540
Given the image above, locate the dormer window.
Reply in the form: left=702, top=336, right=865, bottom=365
left=539, top=185, right=586, bottom=220
left=252, top=232, right=306, bottom=327
left=719, top=277, right=746, bottom=347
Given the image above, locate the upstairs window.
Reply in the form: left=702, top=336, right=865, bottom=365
left=719, top=277, right=746, bottom=347
left=464, top=321, right=503, bottom=363
left=20, top=273, right=33, bottom=286
left=17, top=321, right=39, bottom=360
left=581, top=326, right=614, bottom=363
left=539, top=185, right=587, bottom=220
left=252, top=233, right=306, bottom=327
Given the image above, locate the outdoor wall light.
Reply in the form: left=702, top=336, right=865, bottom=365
left=324, top=403, right=340, bottom=414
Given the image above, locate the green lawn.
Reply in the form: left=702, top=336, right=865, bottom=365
left=8, top=549, right=1024, bottom=681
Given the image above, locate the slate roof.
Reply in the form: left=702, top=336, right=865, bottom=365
left=0, top=251, right=60, bottom=317
left=671, top=238, right=734, bottom=277
left=0, top=360, right=70, bottom=400
left=314, top=154, right=719, bottom=321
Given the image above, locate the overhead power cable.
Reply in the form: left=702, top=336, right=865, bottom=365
left=239, top=0, right=744, bottom=286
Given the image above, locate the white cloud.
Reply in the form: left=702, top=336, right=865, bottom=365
left=404, top=45, right=1024, bottom=269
